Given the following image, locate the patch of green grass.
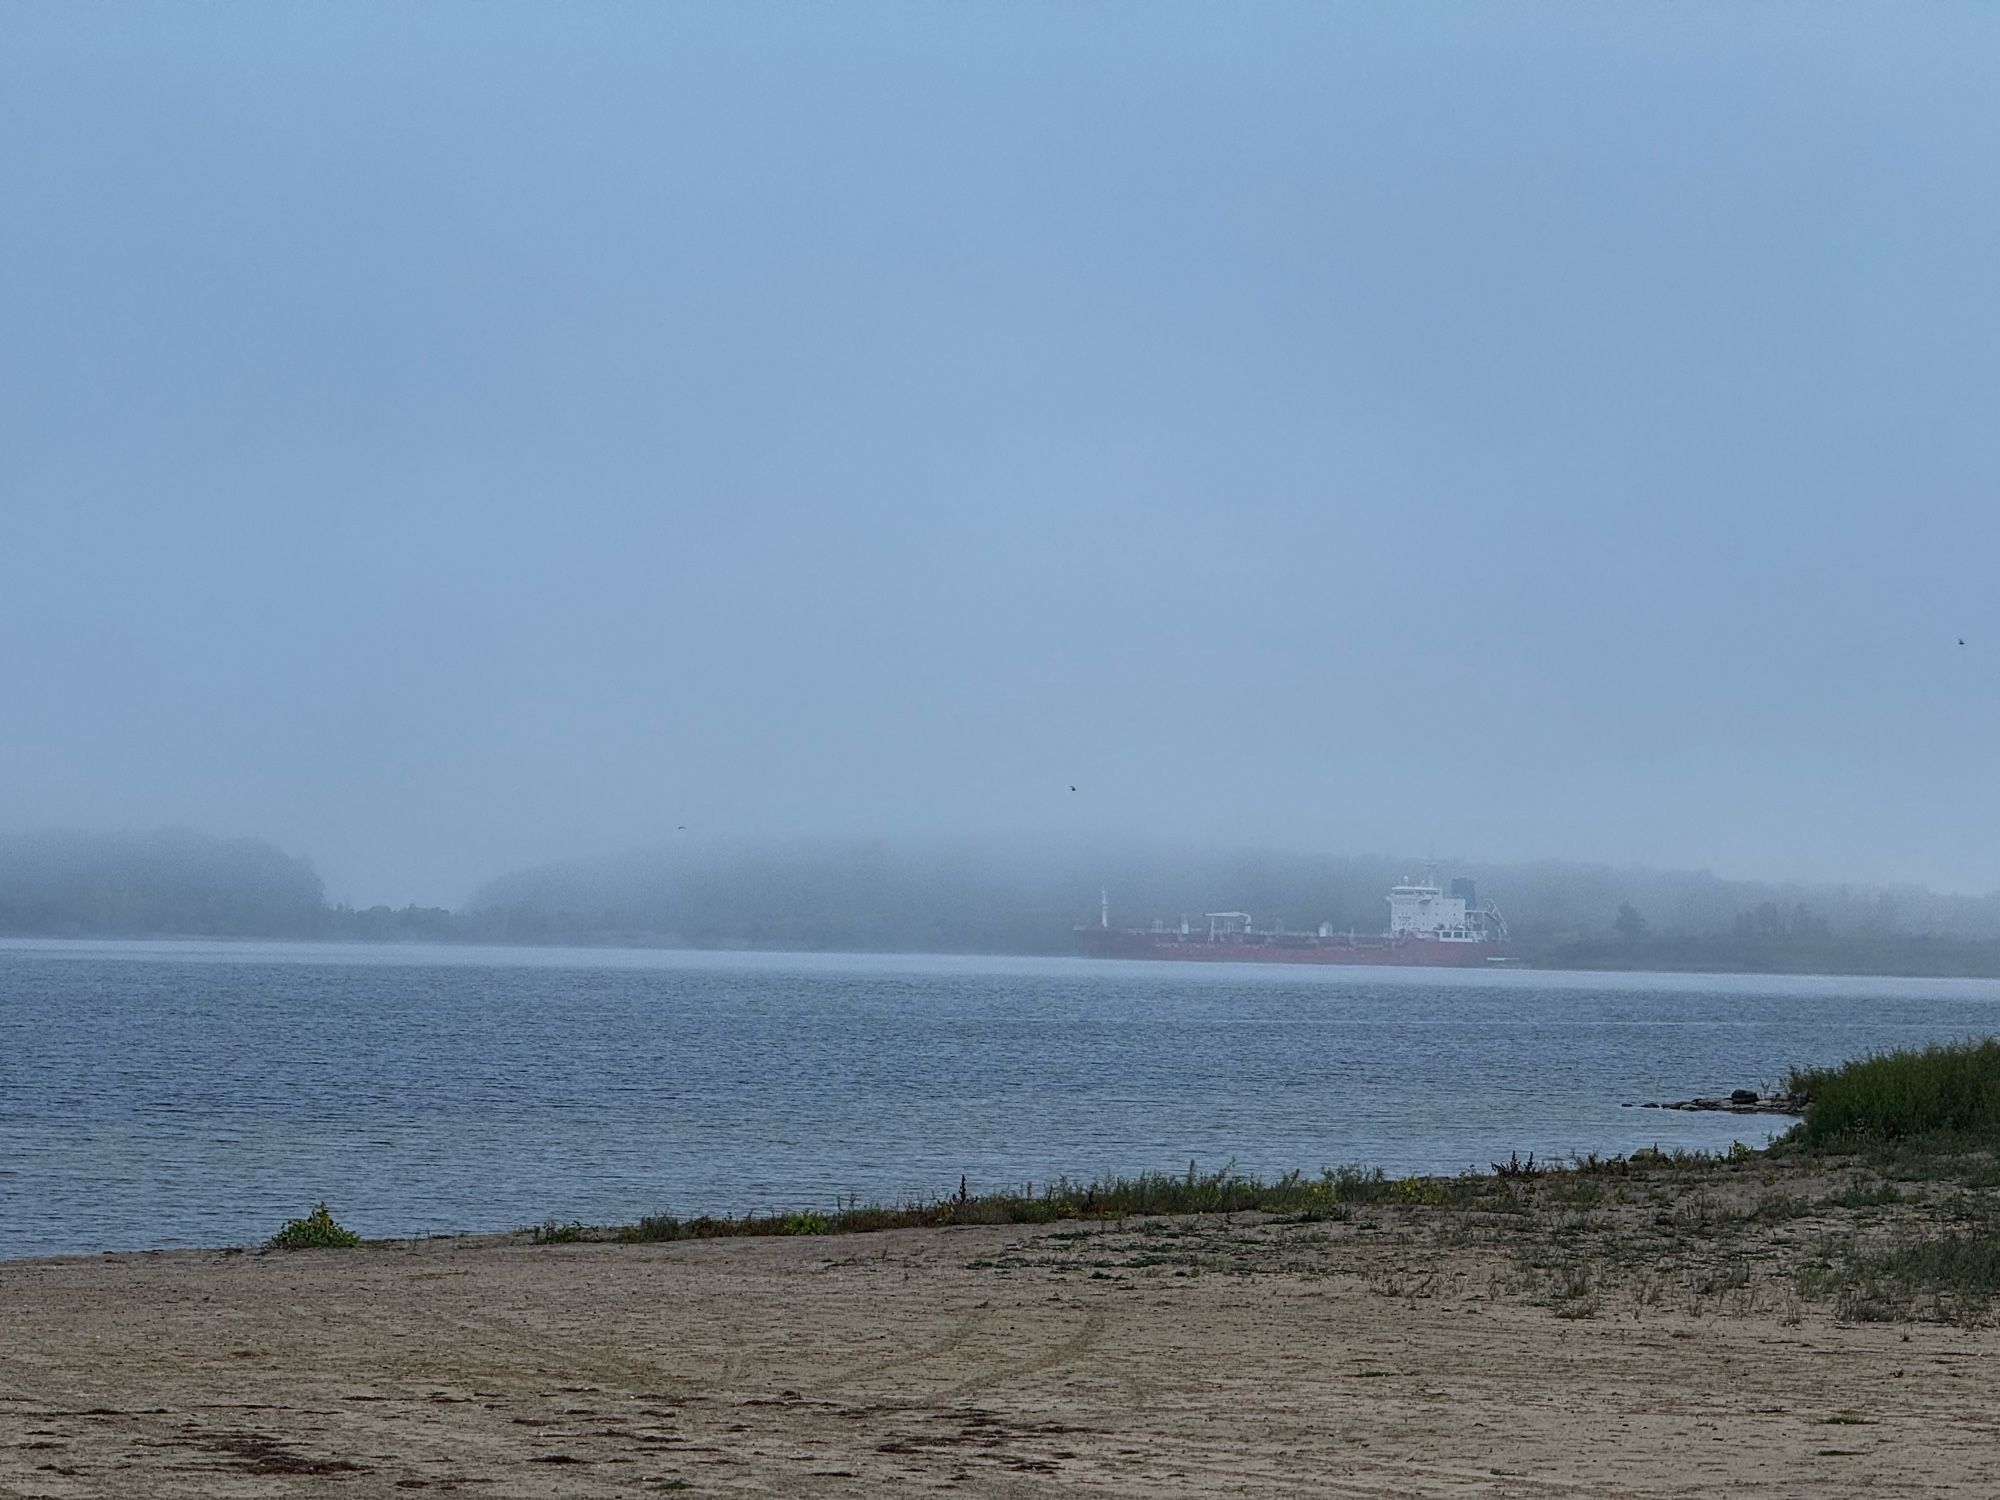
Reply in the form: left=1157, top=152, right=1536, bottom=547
left=1573, top=1145, right=1729, bottom=1176
left=268, top=1202, right=360, bottom=1250
left=615, top=1213, right=682, bottom=1243
left=1796, top=1229, right=2000, bottom=1325
left=1790, top=1038, right=2000, bottom=1147
left=545, top=1159, right=1558, bottom=1249
left=1826, top=1180, right=1905, bottom=1210
left=1541, top=1253, right=1599, bottom=1318
left=1823, top=1137, right=2000, bottom=1188
left=1660, top=1193, right=1722, bottom=1238
left=1695, top=1260, right=1752, bottom=1296
left=519, top=1141, right=1773, bottom=1264
left=1540, top=1180, right=1605, bottom=1210
left=1748, top=1193, right=1815, bottom=1224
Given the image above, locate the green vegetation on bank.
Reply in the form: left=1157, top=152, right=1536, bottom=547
left=1787, top=1037, right=2000, bottom=1146
left=515, top=1140, right=2000, bottom=1325
left=211, top=1043, right=2000, bottom=1326
left=517, top=1043, right=2000, bottom=1325
left=532, top=1159, right=1701, bottom=1247
left=227, top=1044, right=2000, bottom=1327
left=1772, top=1038, right=2000, bottom=1322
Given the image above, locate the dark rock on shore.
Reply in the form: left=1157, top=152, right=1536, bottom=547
left=1636, top=1092, right=1806, bottom=1115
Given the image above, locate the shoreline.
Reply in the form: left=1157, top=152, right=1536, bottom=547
left=2, top=1146, right=1792, bottom=1268
left=7, top=1146, right=1998, bottom=1496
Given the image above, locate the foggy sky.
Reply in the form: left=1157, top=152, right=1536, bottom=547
left=5, top=4, right=1999, bottom=907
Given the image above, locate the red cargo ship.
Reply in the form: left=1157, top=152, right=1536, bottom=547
left=1077, top=873, right=1509, bottom=966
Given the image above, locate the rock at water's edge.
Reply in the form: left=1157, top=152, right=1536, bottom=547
left=1639, top=1092, right=1806, bottom=1115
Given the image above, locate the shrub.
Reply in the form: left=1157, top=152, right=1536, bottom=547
left=268, top=1202, right=360, bottom=1250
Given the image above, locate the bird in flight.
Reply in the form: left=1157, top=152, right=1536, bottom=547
left=1959, top=639, right=1967, bottom=647
left=1069, top=785, right=1077, bottom=792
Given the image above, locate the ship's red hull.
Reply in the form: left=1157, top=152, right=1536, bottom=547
left=1078, top=929, right=1502, bottom=967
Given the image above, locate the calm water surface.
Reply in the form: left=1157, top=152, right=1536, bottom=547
left=4, top=940, right=1998, bottom=1258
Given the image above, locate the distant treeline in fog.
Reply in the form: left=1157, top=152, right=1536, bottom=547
left=14, top=828, right=2000, bottom=977
left=0, top=829, right=327, bottom=938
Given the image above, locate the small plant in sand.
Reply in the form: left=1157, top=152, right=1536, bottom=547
left=268, top=1202, right=361, bottom=1250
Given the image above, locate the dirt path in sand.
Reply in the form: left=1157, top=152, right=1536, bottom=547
left=4, top=1169, right=2000, bottom=1497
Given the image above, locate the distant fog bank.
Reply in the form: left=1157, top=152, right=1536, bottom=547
left=12, top=828, right=2000, bottom=977
left=465, top=838, right=2000, bottom=959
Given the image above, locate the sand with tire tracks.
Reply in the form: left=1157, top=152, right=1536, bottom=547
left=4, top=1175, right=1998, bottom=1497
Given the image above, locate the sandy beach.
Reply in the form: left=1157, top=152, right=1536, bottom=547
left=5, top=1157, right=1997, bottom=1498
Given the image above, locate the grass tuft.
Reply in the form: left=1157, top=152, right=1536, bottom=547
left=268, top=1202, right=360, bottom=1250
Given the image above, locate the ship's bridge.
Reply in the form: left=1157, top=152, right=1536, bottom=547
left=1387, top=877, right=1488, bottom=943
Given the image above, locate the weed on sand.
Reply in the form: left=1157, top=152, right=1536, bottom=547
left=268, top=1203, right=360, bottom=1250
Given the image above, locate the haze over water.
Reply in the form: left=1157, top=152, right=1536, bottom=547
left=7, top=940, right=1998, bottom=1260
left=7, top=6, right=2000, bottom=906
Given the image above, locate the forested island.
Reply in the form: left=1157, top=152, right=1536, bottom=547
left=10, top=827, right=2000, bottom=978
